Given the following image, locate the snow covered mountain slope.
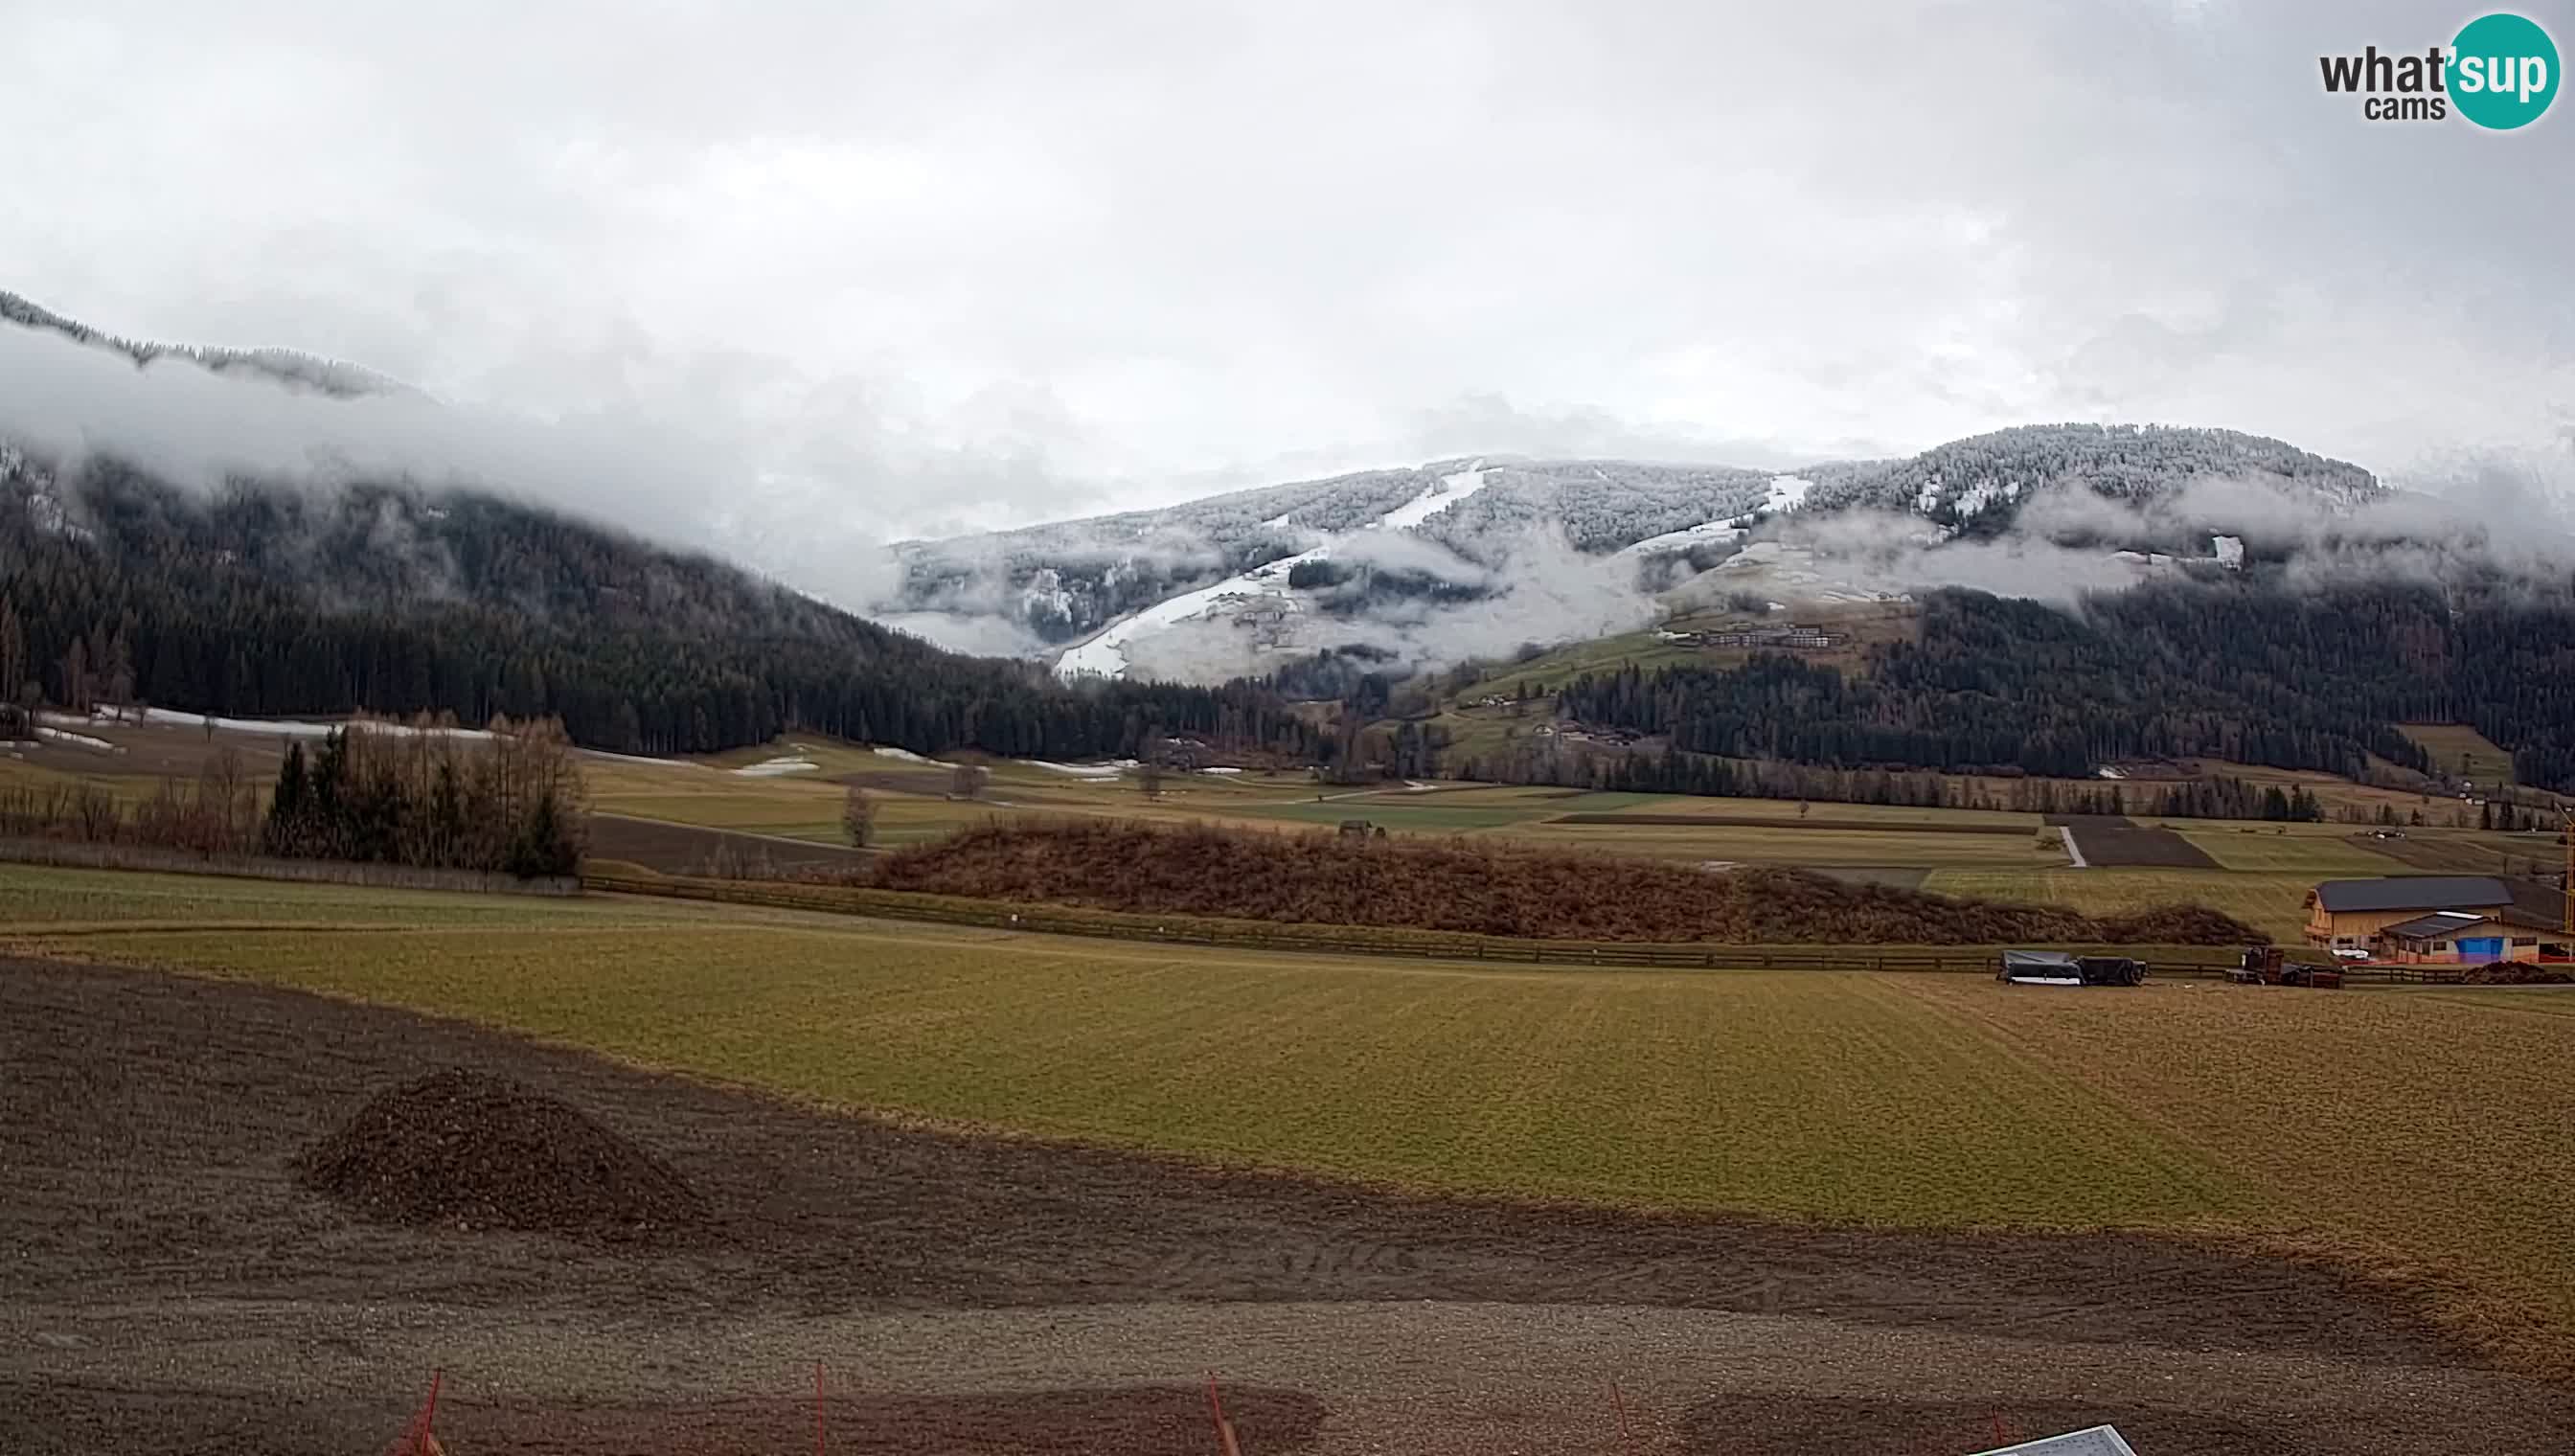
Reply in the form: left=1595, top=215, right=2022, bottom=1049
left=876, top=422, right=2385, bottom=685
left=877, top=457, right=1812, bottom=678
left=1799, top=422, right=2380, bottom=536
left=1053, top=466, right=1494, bottom=680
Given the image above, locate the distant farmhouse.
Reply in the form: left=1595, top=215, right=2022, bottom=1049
left=1658, top=623, right=1848, bottom=651
left=2377, top=910, right=2543, bottom=965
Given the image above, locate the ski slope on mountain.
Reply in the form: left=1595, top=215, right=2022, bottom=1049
left=1055, top=466, right=1490, bottom=680
left=1618, top=474, right=1813, bottom=557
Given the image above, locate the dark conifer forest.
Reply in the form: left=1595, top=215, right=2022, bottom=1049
left=3, top=460, right=1317, bottom=760
left=1555, top=582, right=2575, bottom=792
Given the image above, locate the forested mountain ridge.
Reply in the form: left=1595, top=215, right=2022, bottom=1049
left=8, top=291, right=2548, bottom=792
left=1799, top=422, right=2381, bottom=536
left=1, top=451, right=1310, bottom=760
left=0, top=290, right=418, bottom=399
left=882, top=457, right=1789, bottom=651
left=879, top=424, right=2386, bottom=681
left=1545, top=580, right=2575, bottom=792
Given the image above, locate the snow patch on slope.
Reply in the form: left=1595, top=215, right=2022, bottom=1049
left=1377, top=467, right=1493, bottom=530
left=1056, top=466, right=1490, bottom=680
left=1618, top=475, right=1813, bottom=557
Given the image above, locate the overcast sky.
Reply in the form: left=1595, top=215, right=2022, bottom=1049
left=4, top=0, right=2571, bottom=556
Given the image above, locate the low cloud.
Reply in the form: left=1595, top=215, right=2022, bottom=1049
left=0, top=321, right=1143, bottom=613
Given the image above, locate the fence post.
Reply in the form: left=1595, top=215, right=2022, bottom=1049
left=1206, top=1372, right=1243, bottom=1456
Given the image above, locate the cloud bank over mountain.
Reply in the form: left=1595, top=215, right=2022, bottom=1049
left=4, top=1, right=2569, bottom=556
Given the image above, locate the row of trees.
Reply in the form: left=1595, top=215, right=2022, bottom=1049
left=0, top=753, right=262, bottom=855
left=261, top=717, right=586, bottom=876
left=0, top=713, right=582, bottom=876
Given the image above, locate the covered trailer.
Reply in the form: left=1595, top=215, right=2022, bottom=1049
left=1998, top=951, right=2146, bottom=987
left=1997, top=950, right=2084, bottom=986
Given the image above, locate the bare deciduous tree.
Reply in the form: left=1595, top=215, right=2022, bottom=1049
left=842, top=785, right=876, bottom=847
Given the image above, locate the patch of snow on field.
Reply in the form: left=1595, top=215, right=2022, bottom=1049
left=579, top=747, right=708, bottom=768
left=1260, top=511, right=1293, bottom=528
left=137, top=707, right=493, bottom=740
left=34, top=725, right=119, bottom=752
left=1026, top=759, right=1134, bottom=777
left=733, top=757, right=820, bottom=777
left=1199, top=766, right=1244, bottom=775
left=872, top=746, right=937, bottom=764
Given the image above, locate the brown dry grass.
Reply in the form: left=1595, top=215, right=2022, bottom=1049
left=873, top=819, right=2267, bottom=944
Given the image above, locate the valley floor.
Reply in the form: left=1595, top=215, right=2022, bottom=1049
left=9, top=956, right=2572, bottom=1455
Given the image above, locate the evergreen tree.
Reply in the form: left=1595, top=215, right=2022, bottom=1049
left=262, top=741, right=310, bottom=856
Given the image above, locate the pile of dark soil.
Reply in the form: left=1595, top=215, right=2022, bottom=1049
left=2461, top=962, right=2575, bottom=985
left=296, top=1067, right=711, bottom=1241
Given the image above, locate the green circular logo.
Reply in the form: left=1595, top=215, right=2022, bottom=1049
left=2450, top=12, right=2559, bottom=129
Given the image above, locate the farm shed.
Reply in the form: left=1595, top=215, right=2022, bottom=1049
left=2304, top=876, right=2509, bottom=952
left=2375, top=911, right=2545, bottom=965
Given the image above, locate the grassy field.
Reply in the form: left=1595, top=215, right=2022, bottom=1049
left=2173, top=824, right=2408, bottom=875
left=1925, top=867, right=2318, bottom=943
left=2402, top=722, right=2518, bottom=786
left=1908, top=975, right=2575, bottom=1372
left=1545, top=797, right=2041, bottom=828
left=0, top=866, right=2241, bottom=1228
left=0, top=862, right=868, bottom=933
left=0, top=713, right=2515, bottom=942
left=1507, top=820, right=2066, bottom=868
left=11, top=861, right=2575, bottom=1372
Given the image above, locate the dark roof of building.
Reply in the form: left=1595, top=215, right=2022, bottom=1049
left=2313, top=876, right=2509, bottom=913
left=2380, top=911, right=2503, bottom=941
